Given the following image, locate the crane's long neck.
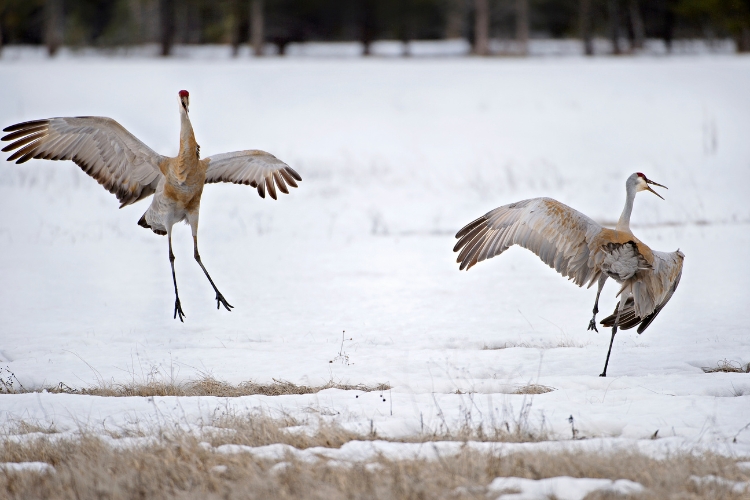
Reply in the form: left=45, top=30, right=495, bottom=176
left=616, top=182, right=636, bottom=233
left=178, top=109, right=196, bottom=158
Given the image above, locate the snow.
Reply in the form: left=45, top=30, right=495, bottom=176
left=690, top=475, right=750, bottom=494
left=0, top=462, right=55, bottom=474
left=488, top=476, right=644, bottom=500
left=0, top=55, right=749, bottom=459
left=209, top=437, right=747, bottom=463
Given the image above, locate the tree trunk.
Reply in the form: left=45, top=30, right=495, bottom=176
left=474, top=0, right=489, bottom=56
left=737, top=26, right=750, bottom=53
left=44, top=0, right=64, bottom=57
left=360, top=0, right=376, bottom=56
left=608, top=0, right=621, bottom=55
left=445, top=0, right=465, bottom=39
left=628, top=0, right=644, bottom=50
left=662, top=3, right=675, bottom=53
left=128, top=0, right=142, bottom=45
left=230, top=0, right=240, bottom=57
left=516, top=0, right=529, bottom=56
left=159, top=0, right=175, bottom=57
left=580, top=0, right=593, bottom=56
left=251, top=0, right=264, bottom=56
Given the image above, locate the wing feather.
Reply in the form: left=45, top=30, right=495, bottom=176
left=454, top=197, right=604, bottom=287
left=204, top=150, right=301, bottom=200
left=2, top=117, right=164, bottom=207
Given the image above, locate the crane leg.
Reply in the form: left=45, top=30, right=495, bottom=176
left=168, top=230, right=186, bottom=322
left=193, top=235, right=233, bottom=312
left=588, top=275, right=608, bottom=332
left=599, top=302, right=621, bottom=377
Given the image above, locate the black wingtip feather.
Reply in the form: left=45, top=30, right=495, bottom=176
left=285, top=166, right=302, bottom=182
left=455, top=216, right=486, bottom=239
left=3, top=119, right=48, bottom=133
left=265, top=177, right=277, bottom=200
left=273, top=171, right=289, bottom=194
left=2, top=125, right=47, bottom=142
left=279, top=169, right=298, bottom=188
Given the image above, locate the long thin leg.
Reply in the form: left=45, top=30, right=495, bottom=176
left=193, top=235, right=233, bottom=312
left=169, top=231, right=186, bottom=322
left=588, top=275, right=608, bottom=332
left=599, top=302, right=622, bottom=377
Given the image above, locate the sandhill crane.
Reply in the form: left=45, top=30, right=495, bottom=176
left=453, top=173, right=684, bottom=377
left=2, top=90, right=301, bottom=322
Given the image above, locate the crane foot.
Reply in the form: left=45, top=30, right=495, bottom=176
left=174, top=298, right=186, bottom=322
left=215, top=292, right=234, bottom=312
left=599, top=372, right=607, bottom=377
left=587, top=318, right=598, bottom=332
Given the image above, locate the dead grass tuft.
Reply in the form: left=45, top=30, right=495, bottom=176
left=1, top=417, right=748, bottom=500
left=10, top=375, right=390, bottom=398
left=4, top=421, right=58, bottom=436
left=702, top=359, right=750, bottom=374
left=0, top=367, right=25, bottom=394
left=513, top=384, right=555, bottom=395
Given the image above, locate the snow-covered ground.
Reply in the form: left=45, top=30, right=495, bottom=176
left=0, top=55, right=748, bottom=456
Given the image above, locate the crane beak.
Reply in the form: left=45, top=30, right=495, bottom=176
left=645, top=178, right=667, bottom=200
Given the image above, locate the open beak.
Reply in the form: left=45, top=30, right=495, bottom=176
left=645, top=178, right=667, bottom=200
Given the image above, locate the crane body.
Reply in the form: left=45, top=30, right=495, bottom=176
left=454, top=173, right=684, bottom=376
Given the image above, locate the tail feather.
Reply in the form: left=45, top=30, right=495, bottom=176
left=600, top=297, right=641, bottom=331
left=138, top=213, right=166, bottom=236
left=602, top=269, right=683, bottom=334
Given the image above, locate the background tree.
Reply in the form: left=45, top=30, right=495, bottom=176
left=159, top=0, right=174, bottom=56
left=474, top=0, right=489, bottom=55
left=44, top=0, right=63, bottom=56
left=516, top=0, right=528, bottom=54
left=250, top=0, right=264, bottom=55
left=676, top=0, right=750, bottom=52
left=580, top=0, right=594, bottom=55
left=0, top=0, right=747, bottom=57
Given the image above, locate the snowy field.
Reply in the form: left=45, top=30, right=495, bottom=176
left=0, top=53, right=749, bottom=464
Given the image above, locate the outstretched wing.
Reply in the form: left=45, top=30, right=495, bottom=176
left=601, top=249, right=684, bottom=333
left=2, top=117, right=165, bottom=207
left=454, top=197, right=605, bottom=287
left=204, top=150, right=301, bottom=200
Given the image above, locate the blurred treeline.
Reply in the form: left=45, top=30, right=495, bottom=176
left=0, top=0, right=748, bottom=55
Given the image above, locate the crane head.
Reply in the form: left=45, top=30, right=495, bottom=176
left=635, top=172, right=667, bottom=200
left=178, top=90, right=190, bottom=113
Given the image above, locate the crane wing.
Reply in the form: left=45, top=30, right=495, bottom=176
left=601, top=249, right=684, bottom=333
left=454, top=197, right=604, bottom=287
left=204, top=150, right=301, bottom=200
left=2, top=117, right=165, bottom=207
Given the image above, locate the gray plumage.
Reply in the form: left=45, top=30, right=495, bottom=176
left=2, top=117, right=164, bottom=207
left=454, top=173, right=684, bottom=376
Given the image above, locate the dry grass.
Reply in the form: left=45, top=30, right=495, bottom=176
left=513, top=384, right=555, bottom=395
left=702, top=359, right=750, bottom=374
left=1, top=370, right=389, bottom=397
left=1, top=416, right=748, bottom=499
